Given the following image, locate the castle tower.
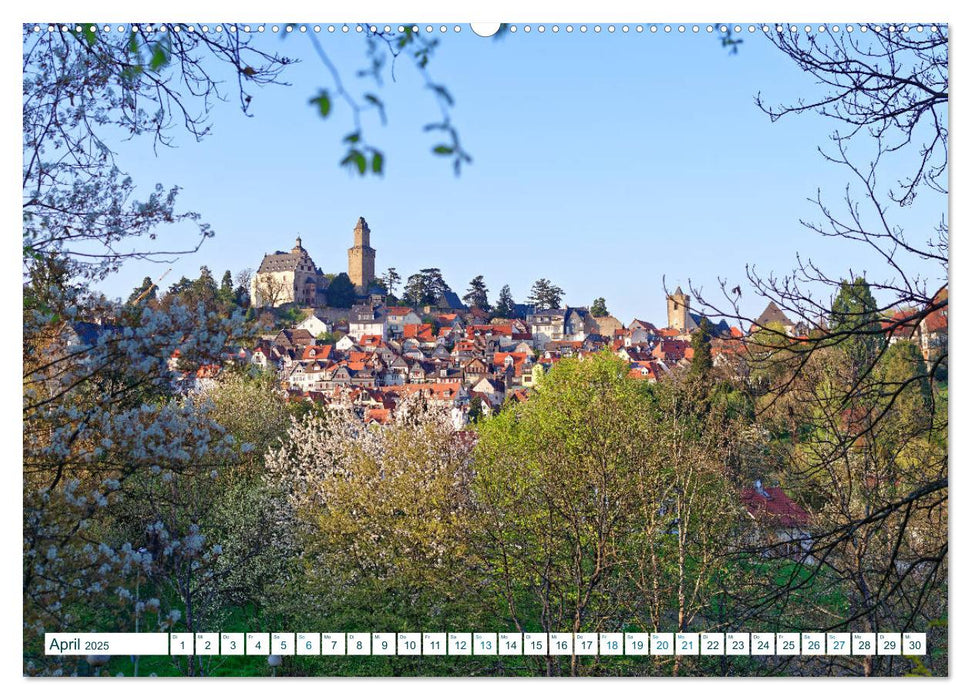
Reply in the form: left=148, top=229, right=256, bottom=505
left=348, top=217, right=376, bottom=291
left=666, top=286, right=690, bottom=332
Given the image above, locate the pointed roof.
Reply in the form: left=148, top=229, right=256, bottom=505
left=755, top=301, right=794, bottom=329
left=741, top=485, right=810, bottom=528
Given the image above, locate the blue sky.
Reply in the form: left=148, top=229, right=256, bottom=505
left=93, top=23, right=947, bottom=326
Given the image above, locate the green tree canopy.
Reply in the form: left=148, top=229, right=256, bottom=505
left=326, top=272, right=357, bottom=308
left=590, top=297, right=608, bottom=317
left=493, top=284, right=516, bottom=318
left=381, top=267, right=401, bottom=298
left=526, top=278, right=564, bottom=310
left=462, top=275, right=490, bottom=310
left=167, top=276, right=193, bottom=297
left=689, top=317, right=714, bottom=379
left=403, top=268, right=452, bottom=308
left=473, top=351, right=744, bottom=674
left=830, top=277, right=881, bottom=371
left=218, top=270, right=235, bottom=303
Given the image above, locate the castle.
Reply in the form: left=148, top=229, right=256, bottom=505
left=251, top=217, right=376, bottom=308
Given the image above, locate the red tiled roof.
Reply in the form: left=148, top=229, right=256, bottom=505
left=301, top=345, right=333, bottom=361
left=548, top=340, right=583, bottom=349
left=494, top=352, right=529, bottom=366
left=923, top=293, right=948, bottom=333
left=740, top=487, right=810, bottom=528
left=467, top=324, right=514, bottom=338
left=365, top=408, right=391, bottom=424
left=403, top=323, right=433, bottom=339
left=386, top=306, right=416, bottom=316
left=924, top=311, right=947, bottom=334
left=712, top=338, right=744, bottom=356
left=509, top=389, right=531, bottom=403
left=628, top=361, right=661, bottom=381
left=881, top=309, right=920, bottom=337
left=654, top=339, right=689, bottom=361
left=359, top=334, right=384, bottom=346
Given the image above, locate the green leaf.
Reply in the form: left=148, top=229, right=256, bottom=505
left=309, top=90, right=331, bottom=118
left=149, top=41, right=169, bottom=71
left=344, top=131, right=361, bottom=144
left=396, top=28, right=415, bottom=49
left=341, top=149, right=367, bottom=175
left=433, top=145, right=454, bottom=155
left=371, top=151, right=384, bottom=175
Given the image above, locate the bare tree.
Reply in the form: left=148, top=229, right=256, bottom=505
left=22, top=25, right=292, bottom=282
left=690, top=26, right=948, bottom=673
left=252, top=273, right=292, bottom=309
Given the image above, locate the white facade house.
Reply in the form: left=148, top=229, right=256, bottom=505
left=348, top=304, right=387, bottom=341
left=297, top=313, right=331, bottom=338
left=527, top=310, right=565, bottom=349
left=335, top=335, right=358, bottom=352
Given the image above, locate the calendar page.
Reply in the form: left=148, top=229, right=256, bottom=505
left=21, top=0, right=949, bottom=681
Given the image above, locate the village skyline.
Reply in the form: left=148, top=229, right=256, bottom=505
left=89, top=23, right=945, bottom=326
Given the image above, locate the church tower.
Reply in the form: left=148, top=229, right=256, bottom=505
left=666, top=286, right=690, bottom=332
left=347, top=217, right=376, bottom=291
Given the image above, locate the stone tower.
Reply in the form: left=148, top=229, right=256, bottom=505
left=347, top=217, right=376, bottom=291
left=666, top=286, right=690, bottom=332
